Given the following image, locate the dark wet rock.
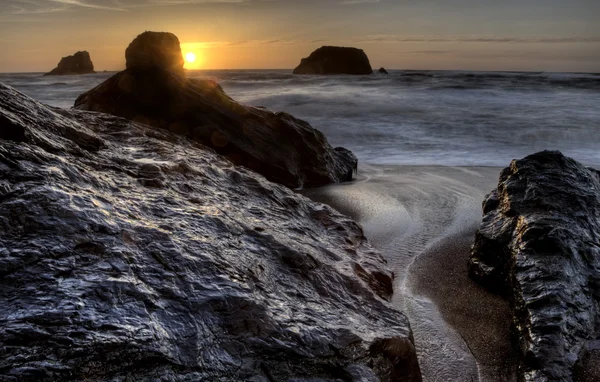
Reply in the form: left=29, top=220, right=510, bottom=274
left=74, top=67, right=356, bottom=189
left=0, top=82, right=421, bottom=381
left=75, top=31, right=356, bottom=189
left=44, top=51, right=95, bottom=76
left=125, top=31, right=185, bottom=76
left=378, top=67, right=389, bottom=74
left=469, top=150, right=600, bottom=381
left=293, top=46, right=373, bottom=75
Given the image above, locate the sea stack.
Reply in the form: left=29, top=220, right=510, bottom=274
left=378, top=67, right=389, bottom=74
left=44, top=51, right=95, bottom=76
left=75, top=32, right=357, bottom=188
left=125, top=31, right=185, bottom=76
left=293, top=46, right=373, bottom=75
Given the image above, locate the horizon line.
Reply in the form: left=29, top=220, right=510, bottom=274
left=1, top=68, right=599, bottom=75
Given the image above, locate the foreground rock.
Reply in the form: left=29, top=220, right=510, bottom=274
left=0, top=82, right=421, bottom=381
left=44, top=51, right=95, bottom=76
left=125, top=31, right=185, bottom=76
left=469, top=151, right=600, bottom=381
left=293, top=46, right=373, bottom=75
left=75, top=32, right=356, bottom=189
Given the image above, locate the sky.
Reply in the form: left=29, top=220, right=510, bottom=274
left=0, top=0, right=599, bottom=73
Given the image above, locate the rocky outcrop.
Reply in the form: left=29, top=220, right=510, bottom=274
left=469, top=151, right=600, bottom=381
left=44, top=51, right=95, bottom=76
left=378, top=67, right=389, bottom=74
left=75, top=33, right=356, bottom=189
left=0, top=82, right=421, bottom=381
left=293, top=46, right=373, bottom=75
left=125, top=31, right=184, bottom=76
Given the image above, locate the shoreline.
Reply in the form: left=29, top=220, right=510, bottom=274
left=302, top=163, right=518, bottom=381
left=408, top=231, right=519, bottom=381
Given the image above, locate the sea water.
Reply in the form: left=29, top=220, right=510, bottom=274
left=1, top=69, right=599, bottom=166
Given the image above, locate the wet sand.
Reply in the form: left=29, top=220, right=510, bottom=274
left=302, top=164, right=519, bottom=382
left=409, top=233, right=519, bottom=381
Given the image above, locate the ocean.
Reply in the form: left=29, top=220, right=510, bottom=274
left=1, top=69, right=599, bottom=167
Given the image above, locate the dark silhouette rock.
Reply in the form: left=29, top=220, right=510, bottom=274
left=378, top=67, right=389, bottom=74
left=44, top=51, right=95, bottom=76
left=469, top=150, right=600, bottom=381
left=75, top=33, right=357, bottom=189
left=293, top=46, right=373, bottom=75
left=0, top=82, right=421, bottom=381
left=125, top=31, right=185, bottom=76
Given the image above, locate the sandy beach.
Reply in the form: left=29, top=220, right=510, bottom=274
left=302, top=164, right=519, bottom=382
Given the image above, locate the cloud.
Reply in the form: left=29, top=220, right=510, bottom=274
left=403, top=50, right=453, bottom=55
left=119, top=0, right=247, bottom=7
left=181, top=41, right=231, bottom=49
left=354, top=35, right=600, bottom=44
left=4, top=0, right=68, bottom=14
left=48, top=0, right=126, bottom=11
left=182, top=39, right=305, bottom=48
left=2, top=0, right=375, bottom=14
left=339, top=0, right=379, bottom=4
left=0, top=0, right=223, bottom=15
left=2, top=0, right=125, bottom=13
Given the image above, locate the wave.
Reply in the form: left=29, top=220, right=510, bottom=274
left=2, top=69, right=599, bottom=167
left=401, top=72, right=435, bottom=78
left=207, top=70, right=600, bottom=92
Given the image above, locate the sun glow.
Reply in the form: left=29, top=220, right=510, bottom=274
left=185, top=52, right=196, bottom=63
left=181, top=43, right=207, bottom=69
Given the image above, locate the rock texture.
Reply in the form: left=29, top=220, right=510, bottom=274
left=0, top=82, right=421, bottom=381
left=293, top=46, right=373, bottom=75
left=469, top=151, right=600, bottom=381
left=75, top=33, right=357, bottom=189
left=44, top=51, right=95, bottom=76
left=378, top=68, right=389, bottom=74
left=125, top=31, right=185, bottom=76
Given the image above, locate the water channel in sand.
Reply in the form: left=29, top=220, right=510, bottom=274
left=303, top=164, right=518, bottom=382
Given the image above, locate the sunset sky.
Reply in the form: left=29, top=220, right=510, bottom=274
left=1, top=0, right=599, bottom=73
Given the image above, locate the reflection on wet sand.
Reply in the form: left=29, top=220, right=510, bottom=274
left=303, top=164, right=519, bottom=382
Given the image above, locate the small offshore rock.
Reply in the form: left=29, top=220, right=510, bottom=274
left=44, top=51, right=95, bottom=76
left=293, top=46, right=373, bottom=75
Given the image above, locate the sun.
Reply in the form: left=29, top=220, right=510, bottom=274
left=185, top=52, right=196, bottom=64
